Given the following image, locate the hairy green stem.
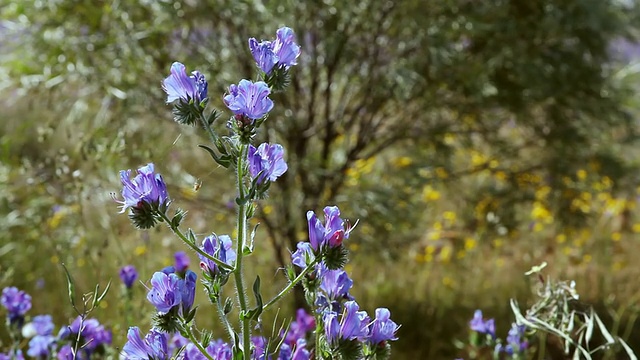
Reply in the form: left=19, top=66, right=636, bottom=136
left=199, top=111, right=219, bottom=146
left=262, top=257, right=320, bottom=313
left=216, top=297, right=236, bottom=343
left=159, top=212, right=233, bottom=272
left=234, top=143, right=251, bottom=356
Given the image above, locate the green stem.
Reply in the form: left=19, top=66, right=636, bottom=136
left=234, top=143, right=251, bottom=356
left=216, top=297, right=236, bottom=343
left=262, top=257, right=320, bottom=313
left=198, top=112, right=220, bottom=147
left=184, top=325, right=215, bottom=360
left=158, top=212, right=233, bottom=272
left=315, top=312, right=323, bottom=360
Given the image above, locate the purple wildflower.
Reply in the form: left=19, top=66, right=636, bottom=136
left=56, top=345, right=73, bottom=360
left=323, top=301, right=370, bottom=346
left=207, top=339, right=232, bottom=360
left=284, top=308, right=315, bottom=346
left=272, top=27, right=301, bottom=68
left=249, top=39, right=279, bottom=74
left=22, top=315, right=54, bottom=338
left=162, top=62, right=208, bottom=103
left=119, top=265, right=138, bottom=289
left=251, top=336, right=269, bottom=360
left=291, top=339, right=311, bottom=360
left=367, top=308, right=400, bottom=345
left=181, top=270, right=197, bottom=314
left=199, top=234, right=236, bottom=275
left=469, top=310, right=495, bottom=338
left=248, top=143, right=288, bottom=184
left=223, top=79, right=274, bottom=120
left=291, top=242, right=315, bottom=269
left=146, top=271, right=182, bottom=313
left=27, top=335, right=55, bottom=358
left=307, top=206, right=352, bottom=251
left=0, top=350, right=24, bottom=360
left=122, top=327, right=169, bottom=360
left=505, top=323, right=528, bottom=353
left=1, top=287, right=31, bottom=322
left=174, top=251, right=190, bottom=272
left=115, top=163, right=169, bottom=213
left=248, top=27, right=301, bottom=75
left=316, top=267, right=354, bottom=311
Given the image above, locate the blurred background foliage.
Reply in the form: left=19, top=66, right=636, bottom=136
left=2, top=0, right=640, bottom=358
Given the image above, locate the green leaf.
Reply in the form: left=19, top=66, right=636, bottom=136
left=93, top=279, right=111, bottom=308
left=198, top=144, right=230, bottom=168
left=61, top=263, right=76, bottom=309
left=619, top=338, right=638, bottom=360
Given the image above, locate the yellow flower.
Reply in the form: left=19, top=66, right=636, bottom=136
left=464, top=237, right=477, bottom=250
left=422, top=185, right=441, bottom=202
left=135, top=246, right=147, bottom=256
left=443, top=211, right=456, bottom=224
left=391, top=156, right=413, bottom=168
left=576, top=169, right=587, bottom=181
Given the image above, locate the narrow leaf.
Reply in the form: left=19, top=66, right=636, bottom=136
left=61, top=263, right=76, bottom=308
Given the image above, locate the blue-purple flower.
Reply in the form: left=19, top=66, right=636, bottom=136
left=22, top=315, right=54, bottom=338
left=307, top=206, right=352, bottom=251
left=316, top=267, right=354, bottom=311
left=27, top=335, right=55, bottom=358
left=504, top=322, right=528, bottom=354
left=58, top=316, right=112, bottom=354
left=146, top=271, right=182, bottom=313
left=116, top=163, right=169, bottom=213
left=122, top=327, right=169, bottom=360
left=469, top=309, right=495, bottom=338
left=291, top=242, right=315, bottom=269
left=283, top=308, right=315, bottom=346
left=367, top=308, right=400, bottom=345
left=56, top=345, right=73, bottom=360
left=248, top=143, right=288, bottom=184
left=1, top=287, right=32, bottom=322
left=0, top=350, right=24, bottom=360
left=249, top=39, right=279, bottom=74
left=199, top=234, right=236, bottom=275
left=162, top=62, right=208, bottom=103
left=323, top=301, right=370, bottom=346
left=181, top=270, right=197, bottom=314
left=119, top=265, right=138, bottom=289
left=207, top=339, right=232, bottom=360
left=174, top=251, right=190, bottom=272
left=223, top=80, right=274, bottom=120
left=248, top=27, right=301, bottom=75
left=272, top=27, right=301, bottom=68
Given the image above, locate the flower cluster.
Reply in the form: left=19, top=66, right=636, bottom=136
left=248, top=143, right=288, bottom=187
left=290, top=209, right=399, bottom=359
left=163, top=62, right=208, bottom=104
left=147, top=268, right=197, bottom=316
left=467, top=310, right=529, bottom=358
left=111, top=25, right=399, bottom=360
left=122, top=315, right=315, bottom=360
left=199, top=234, right=236, bottom=277
left=292, top=206, right=354, bottom=270
left=1, top=287, right=32, bottom=324
left=0, top=287, right=112, bottom=359
left=249, top=27, right=301, bottom=75
left=114, top=163, right=169, bottom=229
